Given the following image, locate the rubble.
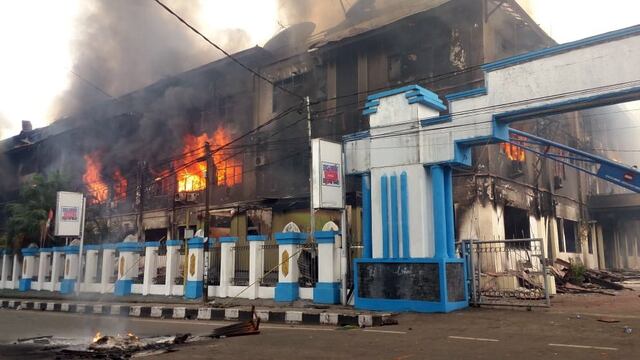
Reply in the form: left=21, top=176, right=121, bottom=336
left=552, top=258, right=636, bottom=295
left=209, top=306, right=260, bottom=338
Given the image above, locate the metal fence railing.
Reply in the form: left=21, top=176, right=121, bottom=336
left=298, top=243, right=318, bottom=288
left=232, top=244, right=250, bottom=286
left=347, top=244, right=364, bottom=290
left=207, top=244, right=221, bottom=286
left=460, top=238, right=550, bottom=308
left=261, top=243, right=279, bottom=287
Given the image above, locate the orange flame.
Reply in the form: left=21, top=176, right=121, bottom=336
left=501, top=135, right=526, bottom=162
left=175, top=127, right=242, bottom=192
left=92, top=331, right=102, bottom=342
left=113, top=169, right=128, bottom=202
left=83, top=152, right=108, bottom=204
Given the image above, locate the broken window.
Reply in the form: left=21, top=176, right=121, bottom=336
left=557, top=219, right=565, bottom=252
left=587, top=225, right=594, bottom=254
left=563, top=219, right=579, bottom=253
left=503, top=206, right=530, bottom=248
left=387, top=54, right=402, bottom=82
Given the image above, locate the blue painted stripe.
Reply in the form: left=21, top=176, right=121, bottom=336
left=420, top=114, right=452, bottom=127
left=367, top=85, right=422, bottom=101
left=390, top=175, right=399, bottom=259
left=444, top=167, right=455, bottom=259
left=445, top=87, right=487, bottom=102
left=362, top=107, right=378, bottom=116
left=407, top=95, right=447, bottom=111
left=482, top=24, right=640, bottom=72
left=362, top=174, right=372, bottom=259
left=380, top=175, right=389, bottom=259
left=343, top=130, right=370, bottom=142
left=430, top=165, right=447, bottom=259
left=400, top=172, right=410, bottom=258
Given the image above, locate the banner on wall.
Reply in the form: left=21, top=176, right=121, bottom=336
left=312, top=139, right=344, bottom=209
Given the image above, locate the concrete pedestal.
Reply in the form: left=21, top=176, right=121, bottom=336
left=164, top=240, right=181, bottom=296
left=19, top=248, right=39, bottom=291
left=218, top=237, right=238, bottom=298
left=60, top=246, right=79, bottom=294
left=142, top=242, right=160, bottom=296
left=185, top=237, right=205, bottom=299
left=114, top=242, right=143, bottom=296
left=313, top=231, right=341, bottom=304
left=51, top=248, right=64, bottom=292
left=274, top=232, right=307, bottom=303
left=100, top=244, right=117, bottom=294
left=36, top=249, right=52, bottom=291
left=83, top=245, right=101, bottom=285
left=248, top=235, right=266, bottom=300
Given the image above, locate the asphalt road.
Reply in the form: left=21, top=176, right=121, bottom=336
left=0, top=307, right=638, bottom=359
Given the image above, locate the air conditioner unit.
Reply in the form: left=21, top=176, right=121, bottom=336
left=186, top=192, right=199, bottom=203
left=174, top=192, right=187, bottom=203
left=255, top=155, right=266, bottom=166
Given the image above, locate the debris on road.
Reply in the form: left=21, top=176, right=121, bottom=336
left=210, top=306, right=260, bottom=338
left=597, top=318, right=621, bottom=323
left=552, top=258, right=635, bottom=295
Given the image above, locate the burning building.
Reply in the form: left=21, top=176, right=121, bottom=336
left=0, top=0, right=638, bottom=272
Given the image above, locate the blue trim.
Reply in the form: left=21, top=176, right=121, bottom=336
left=60, top=279, right=76, bottom=294
left=430, top=165, right=447, bottom=259
left=62, top=246, right=79, bottom=254
left=343, top=130, right=371, bottom=142
left=218, top=236, right=238, bottom=244
left=39, top=248, right=53, bottom=253
left=362, top=107, right=378, bottom=116
left=144, top=241, right=161, bottom=248
left=400, top=172, right=410, bottom=258
left=52, top=246, right=65, bottom=253
left=247, top=235, right=267, bottom=242
left=274, top=232, right=307, bottom=245
left=314, top=231, right=337, bottom=244
left=116, top=242, right=144, bottom=252
left=390, top=175, right=399, bottom=259
left=362, top=174, right=372, bottom=259
left=166, top=240, right=182, bottom=247
left=21, top=248, right=39, bottom=256
left=406, top=93, right=447, bottom=112
left=444, top=167, right=455, bottom=258
left=367, top=85, right=420, bottom=101
left=19, top=278, right=32, bottom=292
left=313, top=282, right=340, bottom=304
left=114, top=279, right=133, bottom=296
left=482, top=24, right=640, bottom=72
left=445, top=87, right=487, bottom=102
left=187, top=237, right=205, bottom=249
left=275, top=282, right=299, bottom=302
left=101, top=243, right=118, bottom=250
left=364, top=85, right=447, bottom=115
left=83, top=245, right=102, bottom=251
left=380, top=175, right=389, bottom=259
left=420, top=114, right=452, bottom=127
left=185, top=280, right=204, bottom=299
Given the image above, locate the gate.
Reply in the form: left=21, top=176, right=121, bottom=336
left=461, top=239, right=550, bottom=307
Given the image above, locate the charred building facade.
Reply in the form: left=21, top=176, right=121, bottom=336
left=1, top=0, right=635, bottom=270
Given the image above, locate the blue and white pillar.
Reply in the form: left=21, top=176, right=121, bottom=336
left=362, top=174, right=373, bottom=258
left=0, top=249, right=8, bottom=289
left=248, top=235, right=267, bottom=300
left=274, top=232, right=306, bottom=302
left=313, top=231, right=341, bottom=304
left=83, top=245, right=101, bottom=286
left=19, top=247, right=38, bottom=291
left=100, top=244, right=117, bottom=294
left=185, top=237, right=205, bottom=299
left=218, top=236, right=237, bottom=298
left=142, top=242, right=160, bottom=296
left=114, top=242, right=143, bottom=296
left=36, top=248, right=52, bottom=291
left=51, top=247, right=64, bottom=292
left=164, top=240, right=181, bottom=296
left=60, top=245, right=79, bottom=294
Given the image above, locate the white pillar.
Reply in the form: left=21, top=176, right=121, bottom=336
left=248, top=235, right=266, bottom=300
left=61, top=246, right=79, bottom=294
left=142, top=242, right=160, bottom=296
left=313, top=231, right=341, bottom=304
left=19, top=247, right=39, bottom=291
left=274, top=232, right=306, bottom=302
left=100, top=245, right=117, bottom=294
left=36, top=249, right=51, bottom=291
left=11, top=254, right=21, bottom=289
left=219, top=236, right=238, bottom=298
left=114, top=242, right=143, bottom=296
left=51, top=248, right=64, bottom=292
left=185, top=237, right=205, bottom=299
left=0, top=250, right=9, bottom=289
left=165, top=240, right=181, bottom=296
left=83, top=246, right=100, bottom=285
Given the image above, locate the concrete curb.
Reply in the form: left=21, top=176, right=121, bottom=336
left=0, top=299, right=392, bottom=327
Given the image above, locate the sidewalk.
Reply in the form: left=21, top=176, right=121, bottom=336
left=0, top=289, right=394, bottom=327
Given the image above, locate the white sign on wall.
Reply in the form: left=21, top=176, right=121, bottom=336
left=312, top=139, right=344, bottom=209
left=54, top=191, right=85, bottom=236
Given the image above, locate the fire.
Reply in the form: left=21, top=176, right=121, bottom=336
left=92, top=332, right=102, bottom=343
left=113, top=169, right=128, bottom=202
left=501, top=134, right=526, bottom=162
left=175, top=127, right=242, bottom=192
left=83, top=152, right=108, bottom=204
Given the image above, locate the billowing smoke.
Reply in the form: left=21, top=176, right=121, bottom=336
left=51, top=0, right=251, bottom=118
left=0, top=113, right=10, bottom=140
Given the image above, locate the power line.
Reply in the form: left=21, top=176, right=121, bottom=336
left=152, top=0, right=304, bottom=101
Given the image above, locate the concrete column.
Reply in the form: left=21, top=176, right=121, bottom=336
left=36, top=249, right=51, bottom=290
left=185, top=237, right=205, bottom=299
left=362, top=174, right=372, bottom=258
left=165, top=240, right=181, bottom=296
left=142, top=242, right=160, bottom=296
left=51, top=248, right=64, bottom=292
left=114, top=242, right=143, bottom=296
left=11, top=254, right=20, bottom=289
left=100, top=245, right=117, bottom=294
left=313, top=231, right=340, bottom=304
left=248, top=235, right=266, bottom=300
left=83, top=245, right=101, bottom=285
left=61, top=245, right=79, bottom=294
left=0, top=250, right=9, bottom=289
left=274, top=232, right=306, bottom=302
left=19, top=248, right=39, bottom=291
left=219, top=237, right=238, bottom=298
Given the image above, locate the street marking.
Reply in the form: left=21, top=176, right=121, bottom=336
left=363, top=329, right=407, bottom=334
left=548, top=343, right=618, bottom=351
left=448, top=336, right=499, bottom=342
